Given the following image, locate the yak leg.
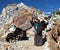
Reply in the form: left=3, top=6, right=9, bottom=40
left=6, top=36, right=10, bottom=42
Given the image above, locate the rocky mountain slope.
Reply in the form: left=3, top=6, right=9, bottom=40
left=0, top=2, right=60, bottom=50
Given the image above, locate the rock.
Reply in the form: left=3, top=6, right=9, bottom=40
left=19, top=21, right=32, bottom=30
left=26, top=27, right=35, bottom=37
left=8, top=46, right=14, bottom=50
left=13, top=8, right=35, bottom=29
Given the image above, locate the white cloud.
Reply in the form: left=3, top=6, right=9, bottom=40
left=45, top=12, right=51, bottom=15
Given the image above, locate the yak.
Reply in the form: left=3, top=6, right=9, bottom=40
left=34, top=20, right=48, bottom=46
left=5, top=27, right=28, bottom=42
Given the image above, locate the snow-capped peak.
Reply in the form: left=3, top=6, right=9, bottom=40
left=17, top=2, right=29, bottom=9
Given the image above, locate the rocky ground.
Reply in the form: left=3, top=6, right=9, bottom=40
left=0, top=27, right=44, bottom=50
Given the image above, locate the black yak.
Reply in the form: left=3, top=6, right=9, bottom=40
left=36, top=20, right=48, bottom=35
left=5, top=27, right=28, bottom=42
left=34, top=20, right=48, bottom=46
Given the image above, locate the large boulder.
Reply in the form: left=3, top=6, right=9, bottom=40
left=19, top=21, right=32, bottom=30
left=13, top=8, right=35, bottom=30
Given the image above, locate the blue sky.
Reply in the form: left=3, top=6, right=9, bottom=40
left=0, top=0, right=60, bottom=14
